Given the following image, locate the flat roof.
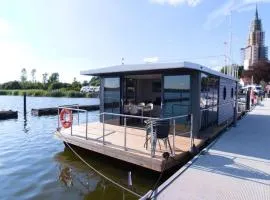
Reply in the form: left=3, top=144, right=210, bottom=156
left=81, top=61, right=237, bottom=81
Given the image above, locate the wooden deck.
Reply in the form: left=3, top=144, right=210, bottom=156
left=55, top=122, right=204, bottom=172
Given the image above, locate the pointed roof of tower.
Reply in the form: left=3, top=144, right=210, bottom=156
left=255, top=3, right=259, bottom=20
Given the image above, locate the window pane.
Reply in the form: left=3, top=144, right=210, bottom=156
left=163, top=75, right=191, bottom=121
left=104, top=77, right=120, bottom=125
left=200, top=73, right=219, bottom=130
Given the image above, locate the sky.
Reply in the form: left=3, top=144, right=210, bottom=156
left=0, top=0, right=270, bottom=83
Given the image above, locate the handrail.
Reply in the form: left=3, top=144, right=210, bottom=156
left=58, top=106, right=194, bottom=158
left=157, top=114, right=190, bottom=121
left=58, top=106, right=87, bottom=112
left=102, top=112, right=158, bottom=120
left=58, top=104, right=79, bottom=107
left=200, top=101, right=235, bottom=112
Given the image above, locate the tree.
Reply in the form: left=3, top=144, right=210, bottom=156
left=48, top=72, right=59, bottom=83
left=42, top=73, right=48, bottom=84
left=21, top=68, right=27, bottom=82
left=48, top=82, right=64, bottom=90
left=242, top=61, right=270, bottom=84
left=71, top=77, right=81, bottom=91
left=220, top=65, right=243, bottom=79
left=238, top=66, right=244, bottom=78
left=89, top=76, right=100, bottom=86
left=31, top=69, right=36, bottom=82
left=1, top=81, right=22, bottom=89
left=82, top=80, right=89, bottom=86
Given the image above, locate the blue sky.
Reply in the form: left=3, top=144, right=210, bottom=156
left=0, top=0, right=269, bottom=83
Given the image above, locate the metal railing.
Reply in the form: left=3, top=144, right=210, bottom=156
left=58, top=105, right=89, bottom=139
left=57, top=106, right=193, bottom=158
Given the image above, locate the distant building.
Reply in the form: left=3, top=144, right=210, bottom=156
left=241, top=5, right=268, bottom=70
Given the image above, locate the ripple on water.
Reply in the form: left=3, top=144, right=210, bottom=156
left=0, top=96, right=153, bottom=200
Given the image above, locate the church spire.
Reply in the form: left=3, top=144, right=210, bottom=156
left=255, top=3, right=259, bottom=20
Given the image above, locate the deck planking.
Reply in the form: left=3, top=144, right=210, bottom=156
left=56, top=122, right=204, bottom=171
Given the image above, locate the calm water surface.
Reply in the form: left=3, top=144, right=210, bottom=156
left=0, top=96, right=157, bottom=200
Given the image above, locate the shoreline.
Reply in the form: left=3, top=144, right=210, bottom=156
left=0, top=89, right=98, bottom=98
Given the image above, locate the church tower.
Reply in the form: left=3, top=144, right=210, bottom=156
left=241, top=5, right=268, bottom=70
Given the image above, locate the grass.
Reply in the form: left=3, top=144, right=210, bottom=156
left=0, top=89, right=97, bottom=98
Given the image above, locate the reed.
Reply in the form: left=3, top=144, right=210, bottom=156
left=0, top=89, right=94, bottom=98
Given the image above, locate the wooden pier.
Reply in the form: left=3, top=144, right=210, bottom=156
left=0, top=110, right=18, bottom=120
left=142, top=100, right=270, bottom=200
left=55, top=122, right=205, bottom=172
left=31, top=104, right=99, bottom=116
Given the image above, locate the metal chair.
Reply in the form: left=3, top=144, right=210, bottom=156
left=144, top=120, right=172, bottom=155
left=144, top=103, right=154, bottom=117
left=138, top=102, right=145, bottom=107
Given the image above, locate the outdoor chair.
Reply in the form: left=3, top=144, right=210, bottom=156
left=144, top=103, right=154, bottom=117
left=138, top=102, right=145, bottom=107
left=144, top=120, right=172, bottom=155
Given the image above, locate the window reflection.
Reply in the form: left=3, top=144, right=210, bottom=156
left=163, top=75, right=191, bottom=120
left=200, top=73, right=219, bottom=129
left=104, top=77, right=120, bottom=125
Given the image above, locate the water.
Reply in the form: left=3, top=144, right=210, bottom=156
left=0, top=96, right=157, bottom=200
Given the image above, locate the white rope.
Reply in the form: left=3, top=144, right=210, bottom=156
left=57, top=130, right=142, bottom=198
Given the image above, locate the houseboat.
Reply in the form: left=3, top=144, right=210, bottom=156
left=55, top=61, right=238, bottom=172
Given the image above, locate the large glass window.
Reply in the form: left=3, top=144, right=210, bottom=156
left=200, top=73, right=219, bottom=129
left=104, top=77, right=120, bottom=125
left=163, top=75, right=191, bottom=120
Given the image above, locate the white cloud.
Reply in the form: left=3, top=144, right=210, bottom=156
left=143, top=57, right=159, bottom=63
left=204, top=0, right=270, bottom=29
left=150, top=0, right=202, bottom=7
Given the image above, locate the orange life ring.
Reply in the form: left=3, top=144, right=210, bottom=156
left=60, top=109, right=73, bottom=128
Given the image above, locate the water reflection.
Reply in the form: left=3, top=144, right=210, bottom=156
left=59, top=166, right=73, bottom=187
left=23, top=112, right=30, bottom=133
left=54, top=147, right=157, bottom=200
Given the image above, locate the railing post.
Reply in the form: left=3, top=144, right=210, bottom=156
left=150, top=120, right=155, bottom=157
left=124, top=116, right=127, bottom=151
left=190, top=114, right=193, bottom=151
left=173, top=119, right=176, bottom=156
left=102, top=113, right=105, bottom=145
left=71, top=121, right=73, bottom=136
left=77, top=106, right=80, bottom=125
left=57, top=108, right=60, bottom=129
left=86, top=111, right=88, bottom=140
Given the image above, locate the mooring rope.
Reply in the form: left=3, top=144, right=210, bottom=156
left=56, top=130, right=142, bottom=198
left=146, top=152, right=170, bottom=200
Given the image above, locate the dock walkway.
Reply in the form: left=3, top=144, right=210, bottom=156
left=143, top=100, right=270, bottom=200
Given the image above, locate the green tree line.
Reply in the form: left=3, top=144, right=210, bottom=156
left=0, top=68, right=100, bottom=98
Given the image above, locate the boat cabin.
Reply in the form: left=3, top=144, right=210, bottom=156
left=81, top=62, right=238, bottom=138
left=55, top=61, right=238, bottom=172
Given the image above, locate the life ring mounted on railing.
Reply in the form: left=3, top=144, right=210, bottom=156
left=60, top=109, right=73, bottom=128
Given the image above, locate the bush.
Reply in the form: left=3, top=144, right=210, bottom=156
left=12, top=90, right=19, bottom=96
left=66, top=90, right=85, bottom=98
left=1, top=81, right=22, bottom=90
left=0, top=90, right=9, bottom=95
left=32, top=90, right=46, bottom=97
left=0, top=89, right=92, bottom=98
left=47, top=90, right=65, bottom=97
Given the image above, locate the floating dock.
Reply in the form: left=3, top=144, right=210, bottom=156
left=31, top=104, right=99, bottom=116
left=142, top=100, right=270, bottom=200
left=56, top=122, right=205, bottom=172
left=0, top=110, right=18, bottom=120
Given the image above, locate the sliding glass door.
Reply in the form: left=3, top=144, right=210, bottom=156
left=162, top=75, right=191, bottom=121
left=103, top=77, right=121, bottom=125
